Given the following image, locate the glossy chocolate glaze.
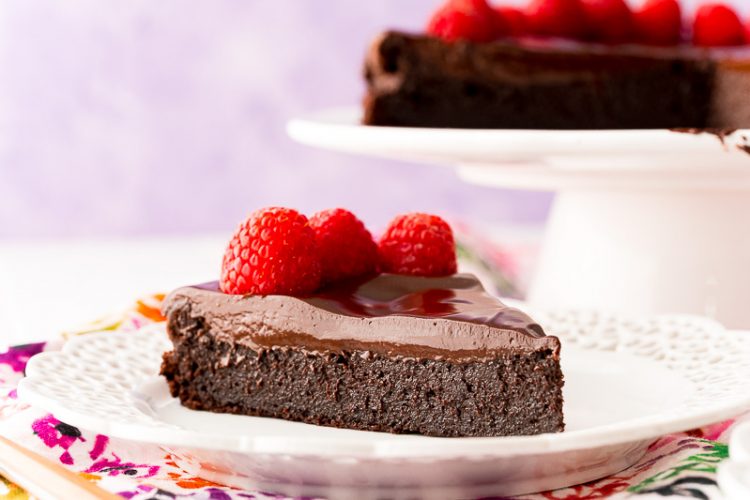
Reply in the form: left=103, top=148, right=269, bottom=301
left=163, top=273, right=559, bottom=360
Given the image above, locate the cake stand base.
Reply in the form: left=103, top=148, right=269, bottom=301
left=464, top=174, right=750, bottom=328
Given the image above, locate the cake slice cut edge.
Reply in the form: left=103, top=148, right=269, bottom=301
left=160, top=273, right=565, bottom=438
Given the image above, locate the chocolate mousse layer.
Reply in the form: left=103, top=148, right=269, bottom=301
left=160, top=273, right=564, bottom=437
left=363, top=31, right=750, bottom=129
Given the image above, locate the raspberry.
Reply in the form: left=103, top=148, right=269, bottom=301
left=693, top=4, right=745, bottom=47
left=427, top=0, right=501, bottom=43
left=378, top=213, right=457, bottom=277
left=310, top=208, right=379, bottom=284
left=494, top=6, right=527, bottom=37
left=581, top=0, right=634, bottom=43
left=633, top=0, right=682, bottom=45
left=220, top=207, right=321, bottom=296
left=525, top=0, right=587, bottom=40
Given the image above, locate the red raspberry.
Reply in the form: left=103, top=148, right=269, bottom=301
left=581, top=0, right=634, bottom=43
left=378, top=213, right=457, bottom=277
left=427, top=0, right=501, bottom=43
left=309, top=208, right=379, bottom=284
left=220, top=207, right=321, bottom=296
left=525, top=0, right=587, bottom=40
left=693, top=4, right=745, bottom=47
left=494, top=6, right=527, bottom=37
left=633, top=0, right=682, bottom=45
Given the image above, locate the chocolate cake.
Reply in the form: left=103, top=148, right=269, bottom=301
left=160, top=273, right=564, bottom=437
left=363, top=31, right=750, bottom=129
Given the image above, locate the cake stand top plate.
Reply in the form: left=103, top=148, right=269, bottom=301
left=288, top=107, right=750, bottom=191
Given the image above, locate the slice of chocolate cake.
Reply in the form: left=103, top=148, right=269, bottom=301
left=363, top=31, right=750, bottom=129
left=160, top=273, right=564, bottom=437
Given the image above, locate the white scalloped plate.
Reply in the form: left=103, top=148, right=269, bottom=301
left=18, top=313, right=750, bottom=499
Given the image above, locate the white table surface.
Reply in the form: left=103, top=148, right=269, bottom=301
left=0, top=235, right=226, bottom=346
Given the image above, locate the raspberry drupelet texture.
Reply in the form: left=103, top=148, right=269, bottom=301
left=427, top=0, right=501, bottom=43
left=525, top=0, right=587, bottom=40
left=378, top=213, right=458, bottom=277
left=693, top=3, right=745, bottom=47
left=220, top=207, right=321, bottom=296
left=310, top=208, right=379, bottom=284
left=581, top=0, right=634, bottom=44
left=633, top=0, right=683, bottom=46
left=494, top=6, right=527, bottom=37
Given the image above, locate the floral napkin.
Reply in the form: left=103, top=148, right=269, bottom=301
left=0, top=244, right=747, bottom=499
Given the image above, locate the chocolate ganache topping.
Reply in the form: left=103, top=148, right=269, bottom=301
left=162, top=273, right=559, bottom=360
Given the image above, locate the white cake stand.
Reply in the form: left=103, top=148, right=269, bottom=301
left=287, top=108, right=750, bottom=328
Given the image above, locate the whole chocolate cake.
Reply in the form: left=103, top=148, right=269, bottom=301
left=363, top=31, right=750, bottom=130
left=160, top=273, right=564, bottom=437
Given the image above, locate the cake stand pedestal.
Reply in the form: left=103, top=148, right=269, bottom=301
left=458, top=164, right=750, bottom=329
left=288, top=108, right=750, bottom=328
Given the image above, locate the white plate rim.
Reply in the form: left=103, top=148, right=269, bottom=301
left=17, top=316, right=750, bottom=460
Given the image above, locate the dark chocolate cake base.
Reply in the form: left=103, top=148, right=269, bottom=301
left=161, top=312, right=564, bottom=437
left=363, top=32, right=750, bottom=130
left=160, top=274, right=565, bottom=438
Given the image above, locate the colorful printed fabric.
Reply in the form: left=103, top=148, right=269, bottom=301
left=0, top=294, right=745, bottom=500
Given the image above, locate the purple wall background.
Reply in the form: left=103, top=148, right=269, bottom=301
left=0, top=0, right=732, bottom=238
